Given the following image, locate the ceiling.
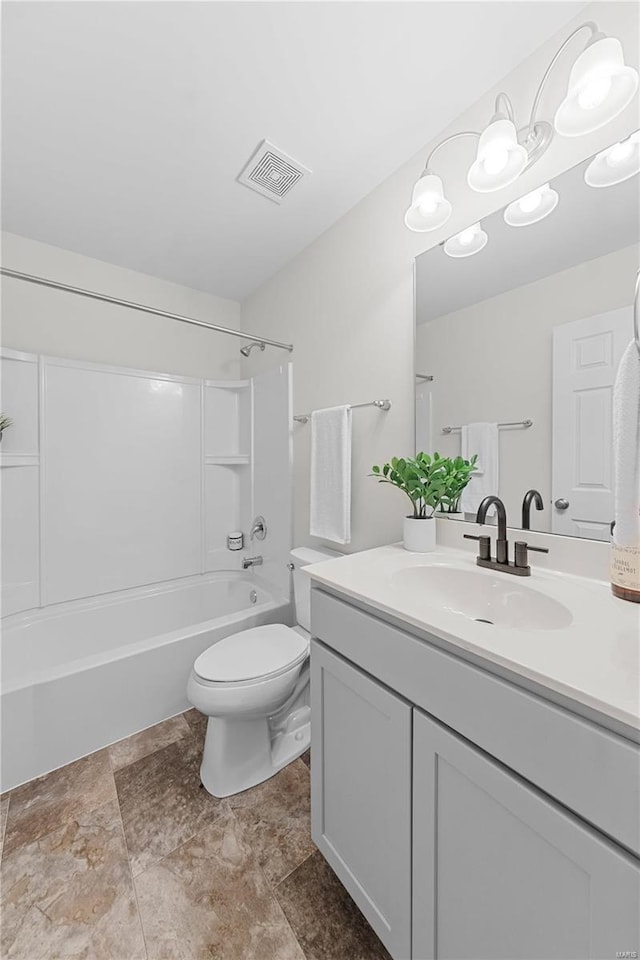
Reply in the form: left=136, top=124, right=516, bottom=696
left=1, top=1, right=587, bottom=302
left=415, top=150, right=640, bottom=324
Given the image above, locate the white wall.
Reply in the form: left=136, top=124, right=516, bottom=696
left=1, top=232, right=242, bottom=379
left=240, top=1, right=640, bottom=553
left=416, top=243, right=639, bottom=528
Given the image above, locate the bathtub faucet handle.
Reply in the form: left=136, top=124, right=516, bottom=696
left=250, top=516, right=267, bottom=541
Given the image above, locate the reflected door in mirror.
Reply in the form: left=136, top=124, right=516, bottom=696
left=551, top=308, right=632, bottom=541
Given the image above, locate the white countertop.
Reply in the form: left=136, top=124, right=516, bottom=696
left=306, top=544, right=640, bottom=733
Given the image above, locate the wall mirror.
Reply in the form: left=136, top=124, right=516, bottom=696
left=414, top=142, right=640, bottom=541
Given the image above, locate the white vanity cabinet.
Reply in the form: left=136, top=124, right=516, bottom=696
left=310, top=585, right=640, bottom=960
left=310, top=640, right=412, bottom=959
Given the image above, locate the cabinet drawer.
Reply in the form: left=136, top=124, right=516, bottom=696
left=312, top=587, right=640, bottom=857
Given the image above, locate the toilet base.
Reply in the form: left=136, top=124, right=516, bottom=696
left=199, top=705, right=311, bottom=798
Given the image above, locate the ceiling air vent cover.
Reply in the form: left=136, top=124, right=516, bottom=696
left=237, top=140, right=310, bottom=203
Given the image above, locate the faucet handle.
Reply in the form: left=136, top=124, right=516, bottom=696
left=463, top=533, right=491, bottom=560
left=514, top=540, right=549, bottom=569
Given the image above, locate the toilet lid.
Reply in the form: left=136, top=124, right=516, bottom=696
left=193, top=624, right=309, bottom=683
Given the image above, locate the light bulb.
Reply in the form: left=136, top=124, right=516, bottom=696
left=418, top=195, right=438, bottom=215
left=482, top=145, right=510, bottom=176
left=457, top=228, right=476, bottom=246
left=518, top=189, right=543, bottom=213
left=504, top=183, right=559, bottom=227
left=577, top=74, right=613, bottom=110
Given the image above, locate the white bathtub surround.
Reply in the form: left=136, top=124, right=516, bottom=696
left=188, top=546, right=336, bottom=797
left=0, top=349, right=293, bottom=615
left=310, top=406, right=352, bottom=545
left=403, top=516, right=436, bottom=553
left=1, top=573, right=289, bottom=792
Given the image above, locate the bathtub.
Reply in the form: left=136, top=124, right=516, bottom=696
left=1, top=573, right=290, bottom=791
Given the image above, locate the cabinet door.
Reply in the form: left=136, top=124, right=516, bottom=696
left=311, top=639, right=412, bottom=959
left=413, top=709, right=640, bottom=960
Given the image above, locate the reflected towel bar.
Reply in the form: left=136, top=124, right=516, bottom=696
left=442, top=418, right=533, bottom=434
left=293, top=399, right=391, bottom=424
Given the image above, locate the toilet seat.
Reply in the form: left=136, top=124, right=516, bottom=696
left=193, top=624, right=309, bottom=685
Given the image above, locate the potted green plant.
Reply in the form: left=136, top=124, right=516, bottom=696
left=0, top=413, right=13, bottom=443
left=370, top=452, right=449, bottom=552
left=436, top=454, right=478, bottom=517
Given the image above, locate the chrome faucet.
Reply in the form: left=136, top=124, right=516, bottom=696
left=464, top=495, right=548, bottom=576
left=242, top=556, right=263, bottom=570
left=521, top=489, right=544, bottom=530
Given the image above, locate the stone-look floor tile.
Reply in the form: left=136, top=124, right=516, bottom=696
left=183, top=707, right=207, bottom=750
left=3, top=750, right=116, bottom=859
left=1, top=793, right=10, bottom=860
left=135, top=809, right=305, bottom=960
left=276, top=850, right=391, bottom=960
left=0, top=799, right=146, bottom=959
left=300, top=749, right=311, bottom=769
left=228, top=759, right=316, bottom=887
left=109, top=713, right=192, bottom=771
left=115, top=734, right=226, bottom=876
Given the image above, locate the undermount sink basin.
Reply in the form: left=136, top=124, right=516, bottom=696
left=391, top=565, right=573, bottom=631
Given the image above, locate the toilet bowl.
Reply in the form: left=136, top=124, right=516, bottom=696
left=187, top=546, right=337, bottom=797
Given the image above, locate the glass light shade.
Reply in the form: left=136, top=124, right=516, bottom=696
left=443, top=222, right=488, bottom=258
left=504, top=183, right=559, bottom=226
left=584, top=131, right=640, bottom=186
left=467, top=118, right=528, bottom=192
left=404, top=173, right=452, bottom=232
left=554, top=37, right=639, bottom=137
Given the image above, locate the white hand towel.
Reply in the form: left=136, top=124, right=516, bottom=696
left=310, top=405, right=352, bottom=544
left=613, top=341, right=640, bottom=546
left=459, top=422, right=499, bottom=516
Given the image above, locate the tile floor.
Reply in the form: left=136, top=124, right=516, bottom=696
left=0, top=709, right=390, bottom=960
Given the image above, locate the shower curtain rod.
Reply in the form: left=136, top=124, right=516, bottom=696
left=0, top=268, right=294, bottom=352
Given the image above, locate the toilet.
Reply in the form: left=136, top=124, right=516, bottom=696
left=187, top=546, right=336, bottom=797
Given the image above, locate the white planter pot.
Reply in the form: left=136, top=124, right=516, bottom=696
left=403, top=516, right=436, bottom=553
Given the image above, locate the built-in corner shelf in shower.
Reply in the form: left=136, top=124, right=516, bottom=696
left=203, top=378, right=253, bottom=573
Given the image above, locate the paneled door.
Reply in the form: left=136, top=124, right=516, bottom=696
left=552, top=308, right=632, bottom=539
left=310, top=639, right=412, bottom=959
left=413, top=709, right=640, bottom=960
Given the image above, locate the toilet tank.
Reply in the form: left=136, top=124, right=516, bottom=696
left=290, top=546, right=340, bottom=633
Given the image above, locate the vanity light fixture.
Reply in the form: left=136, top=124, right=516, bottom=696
left=554, top=37, right=639, bottom=137
left=404, top=171, right=452, bottom=231
left=443, top=222, right=488, bottom=258
left=404, top=22, right=638, bottom=231
left=503, top=183, right=559, bottom=227
left=584, top=131, right=640, bottom=187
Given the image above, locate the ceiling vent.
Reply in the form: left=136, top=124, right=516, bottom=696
left=237, top=140, right=310, bottom=203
